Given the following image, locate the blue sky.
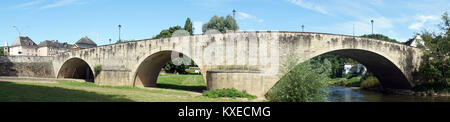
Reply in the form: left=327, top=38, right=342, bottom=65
left=1, top=0, right=449, bottom=46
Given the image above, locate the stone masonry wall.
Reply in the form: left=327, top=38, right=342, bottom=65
left=0, top=56, right=55, bottom=78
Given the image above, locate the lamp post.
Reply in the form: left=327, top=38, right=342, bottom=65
left=118, top=25, right=122, bottom=42
left=233, top=9, right=237, bottom=31
left=13, top=26, right=21, bottom=36
left=301, top=25, right=304, bottom=32
left=353, top=24, right=355, bottom=36
left=371, top=20, right=374, bottom=35
left=233, top=9, right=236, bottom=19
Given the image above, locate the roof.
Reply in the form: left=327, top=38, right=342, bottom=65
left=11, top=36, right=37, bottom=47
left=76, top=36, right=97, bottom=46
left=38, top=40, right=72, bottom=49
left=404, top=34, right=428, bottom=50
left=74, top=43, right=97, bottom=49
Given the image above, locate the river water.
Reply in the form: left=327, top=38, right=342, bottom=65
left=327, top=86, right=450, bottom=102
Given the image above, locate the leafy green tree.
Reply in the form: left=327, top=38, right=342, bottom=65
left=361, top=34, right=400, bottom=43
left=184, top=18, right=193, bottom=35
left=202, top=15, right=238, bottom=33
left=413, top=12, right=450, bottom=92
left=312, top=55, right=358, bottom=78
left=154, top=26, right=183, bottom=39
left=0, top=48, right=4, bottom=56
left=266, top=53, right=331, bottom=102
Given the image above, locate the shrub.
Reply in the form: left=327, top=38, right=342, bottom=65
left=346, top=76, right=362, bottom=87
left=266, top=54, right=331, bottom=102
left=94, top=65, right=102, bottom=77
left=360, top=76, right=381, bottom=89
left=344, top=74, right=357, bottom=79
left=413, top=82, right=449, bottom=92
left=202, top=88, right=256, bottom=99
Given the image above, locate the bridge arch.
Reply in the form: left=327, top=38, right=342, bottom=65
left=309, top=49, right=412, bottom=89
left=132, top=50, right=205, bottom=87
left=57, top=58, right=95, bottom=82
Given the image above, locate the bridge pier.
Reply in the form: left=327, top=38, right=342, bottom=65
left=206, top=70, right=279, bottom=97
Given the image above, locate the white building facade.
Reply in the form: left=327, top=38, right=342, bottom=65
left=9, top=37, right=38, bottom=56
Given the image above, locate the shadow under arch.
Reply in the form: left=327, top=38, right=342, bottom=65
left=318, top=49, right=412, bottom=89
left=57, top=58, right=95, bottom=82
left=133, top=50, right=205, bottom=90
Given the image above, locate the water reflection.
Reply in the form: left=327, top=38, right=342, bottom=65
left=327, top=86, right=450, bottom=102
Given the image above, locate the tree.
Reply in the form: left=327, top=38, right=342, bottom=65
left=413, top=12, right=450, bottom=92
left=361, top=34, right=400, bottom=43
left=184, top=18, right=193, bottom=35
left=153, top=26, right=183, bottom=39
left=266, top=53, right=331, bottom=102
left=163, top=59, right=190, bottom=74
left=0, top=48, right=4, bottom=56
left=202, top=15, right=238, bottom=33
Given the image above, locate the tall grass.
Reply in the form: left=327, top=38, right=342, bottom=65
left=360, top=76, right=381, bottom=89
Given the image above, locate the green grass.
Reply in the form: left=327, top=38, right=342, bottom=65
left=0, top=74, right=243, bottom=102
left=156, top=73, right=206, bottom=92
left=203, top=88, right=257, bottom=99
left=328, top=76, right=361, bottom=87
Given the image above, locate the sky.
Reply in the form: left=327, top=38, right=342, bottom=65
left=0, top=0, right=449, bottom=46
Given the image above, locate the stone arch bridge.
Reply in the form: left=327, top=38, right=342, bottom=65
left=52, top=32, right=423, bottom=97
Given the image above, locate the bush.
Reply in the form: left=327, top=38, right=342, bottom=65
left=202, top=88, right=256, bottom=99
left=413, top=82, right=449, bottom=92
left=360, top=76, right=381, bottom=89
left=94, top=65, right=102, bottom=77
left=344, top=74, right=357, bottom=79
left=346, top=76, right=362, bottom=87
left=266, top=54, right=331, bottom=102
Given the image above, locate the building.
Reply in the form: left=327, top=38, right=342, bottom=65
left=404, top=34, right=428, bottom=50
left=72, top=36, right=97, bottom=50
left=9, top=36, right=38, bottom=56
left=2, top=41, right=8, bottom=56
left=37, top=40, right=72, bottom=56
left=342, top=63, right=367, bottom=76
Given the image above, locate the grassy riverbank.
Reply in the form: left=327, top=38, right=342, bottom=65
left=328, top=76, right=362, bottom=87
left=0, top=74, right=246, bottom=102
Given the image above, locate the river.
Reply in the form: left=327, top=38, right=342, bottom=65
left=327, top=86, right=450, bottom=102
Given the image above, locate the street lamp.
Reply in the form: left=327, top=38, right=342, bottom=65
left=13, top=26, right=21, bottom=36
left=233, top=9, right=237, bottom=31
left=118, top=25, right=122, bottom=42
left=371, top=20, right=374, bottom=35
left=233, top=9, right=236, bottom=19
left=301, top=25, right=304, bottom=32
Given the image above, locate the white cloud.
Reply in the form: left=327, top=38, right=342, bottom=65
left=237, top=12, right=264, bottom=23
left=40, top=0, right=79, bottom=9
left=366, top=0, right=383, bottom=6
left=258, top=19, right=264, bottom=23
left=13, top=0, right=44, bottom=9
left=237, top=12, right=252, bottom=20
left=409, top=15, right=440, bottom=30
left=193, top=21, right=203, bottom=34
left=287, top=0, right=328, bottom=14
